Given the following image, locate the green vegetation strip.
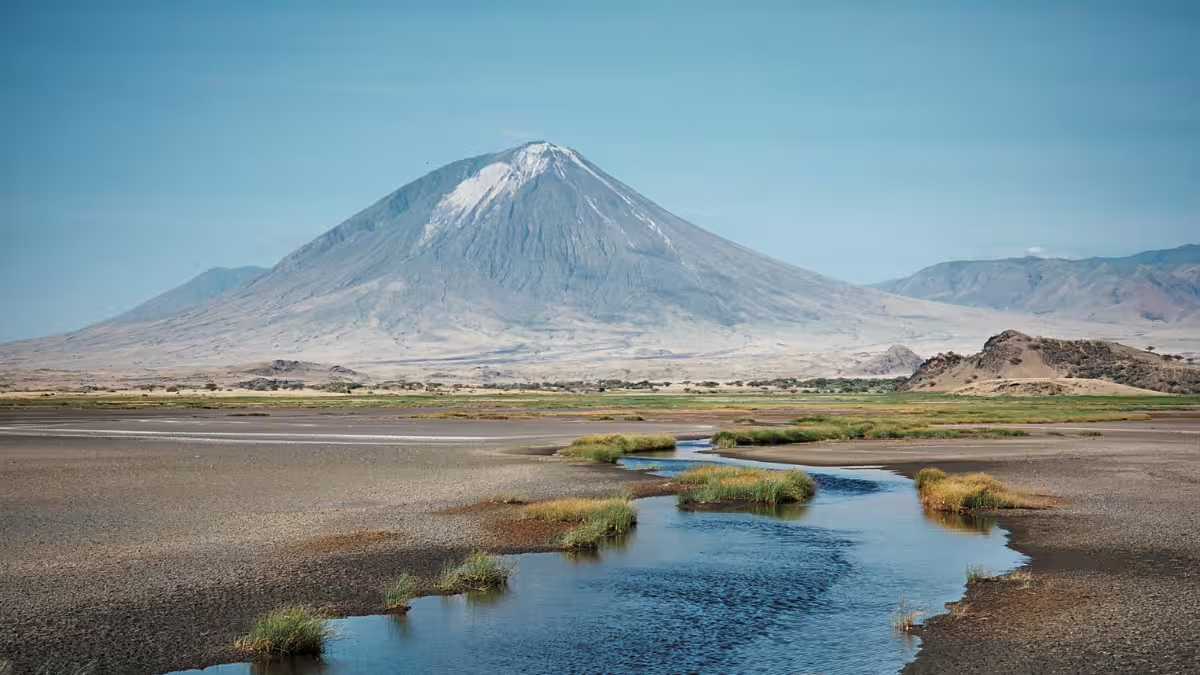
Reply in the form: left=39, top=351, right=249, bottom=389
left=558, top=433, right=676, bottom=463
left=9, top=390, right=1196, bottom=420
left=675, top=465, right=815, bottom=506
left=713, top=415, right=1028, bottom=448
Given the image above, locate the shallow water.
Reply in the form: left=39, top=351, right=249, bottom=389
left=174, top=441, right=1023, bottom=675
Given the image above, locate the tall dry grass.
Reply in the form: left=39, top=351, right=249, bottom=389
left=915, top=469, right=1042, bottom=512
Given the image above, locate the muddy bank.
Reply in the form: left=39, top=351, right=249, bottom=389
left=0, top=409, right=707, bottom=675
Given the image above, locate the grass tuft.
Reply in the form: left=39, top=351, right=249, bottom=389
left=236, top=607, right=331, bottom=657
left=384, top=573, right=419, bottom=611
left=916, top=468, right=1043, bottom=512
left=891, top=598, right=923, bottom=632
left=436, top=552, right=514, bottom=593
left=525, top=495, right=637, bottom=549
left=966, top=564, right=996, bottom=583
left=558, top=433, right=675, bottom=462
left=675, top=465, right=815, bottom=505
left=913, top=467, right=947, bottom=490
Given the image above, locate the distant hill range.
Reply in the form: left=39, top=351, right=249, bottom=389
left=111, top=266, right=267, bottom=323
left=2, top=141, right=1086, bottom=380
left=877, top=245, right=1200, bottom=324
left=900, top=330, right=1200, bottom=395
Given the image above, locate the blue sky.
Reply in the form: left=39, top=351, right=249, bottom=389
left=2, top=1, right=1198, bottom=342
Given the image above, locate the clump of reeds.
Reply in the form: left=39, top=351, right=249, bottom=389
left=557, top=433, right=676, bottom=463
left=915, top=468, right=1042, bottom=512
left=384, top=573, right=420, bottom=611
left=675, top=465, right=815, bottom=505
left=965, top=564, right=995, bottom=583
left=524, top=495, right=637, bottom=549
left=890, top=598, right=922, bottom=632
left=436, top=552, right=514, bottom=593
left=236, top=607, right=332, bottom=656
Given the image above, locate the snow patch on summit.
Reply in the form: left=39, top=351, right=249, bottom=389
left=419, top=143, right=559, bottom=246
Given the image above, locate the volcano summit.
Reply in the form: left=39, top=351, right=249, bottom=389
left=0, top=143, right=1096, bottom=379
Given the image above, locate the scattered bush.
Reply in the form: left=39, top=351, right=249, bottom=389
left=437, top=552, right=514, bottom=593
left=915, top=469, right=1042, bottom=512
left=676, top=465, right=815, bottom=505
left=236, top=607, right=331, bottom=657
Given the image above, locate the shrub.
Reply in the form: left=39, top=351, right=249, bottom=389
left=236, top=607, right=331, bottom=657
left=676, top=466, right=815, bottom=505
left=437, top=552, right=514, bottom=593
left=916, top=470, right=1042, bottom=512
left=384, top=573, right=419, bottom=610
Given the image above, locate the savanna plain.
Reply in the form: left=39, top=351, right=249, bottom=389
left=1, top=391, right=1198, bottom=674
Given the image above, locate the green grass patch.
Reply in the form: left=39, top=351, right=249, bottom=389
left=916, top=468, right=1044, bottom=512
left=436, top=552, right=514, bottom=593
left=558, top=433, right=676, bottom=462
left=236, top=607, right=331, bottom=657
left=524, top=495, right=637, bottom=549
left=676, top=465, right=815, bottom=505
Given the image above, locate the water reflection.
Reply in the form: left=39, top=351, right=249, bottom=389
left=247, top=658, right=327, bottom=675
left=922, top=507, right=997, bottom=535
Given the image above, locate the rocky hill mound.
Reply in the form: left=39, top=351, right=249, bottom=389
left=848, top=345, right=925, bottom=376
left=901, top=330, right=1200, bottom=394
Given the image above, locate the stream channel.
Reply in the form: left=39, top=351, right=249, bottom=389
left=174, top=439, right=1025, bottom=674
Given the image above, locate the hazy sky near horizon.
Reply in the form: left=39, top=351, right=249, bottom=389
left=2, top=1, right=1198, bottom=342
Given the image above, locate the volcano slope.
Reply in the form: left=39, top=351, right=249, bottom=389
left=0, top=142, right=1112, bottom=378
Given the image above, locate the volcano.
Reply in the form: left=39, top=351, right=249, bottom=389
left=0, top=142, right=1079, bottom=378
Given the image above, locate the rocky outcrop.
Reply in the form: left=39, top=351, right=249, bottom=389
left=901, top=330, right=1200, bottom=394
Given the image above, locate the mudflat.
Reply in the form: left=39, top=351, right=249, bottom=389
left=0, top=408, right=710, bottom=674
left=3, top=407, right=1198, bottom=674
left=732, top=417, right=1200, bottom=674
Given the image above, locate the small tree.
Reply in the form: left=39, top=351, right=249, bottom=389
left=1146, top=346, right=1155, bottom=352
left=204, top=382, right=218, bottom=391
